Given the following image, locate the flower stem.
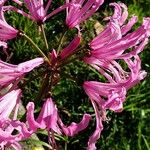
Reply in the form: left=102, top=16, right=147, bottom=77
left=40, top=24, right=49, bottom=50
left=20, top=32, right=50, bottom=64
left=64, top=137, right=68, bottom=150
left=57, top=30, right=67, bottom=54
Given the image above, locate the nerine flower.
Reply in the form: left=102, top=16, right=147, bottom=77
left=0, top=89, right=32, bottom=150
left=90, top=3, right=150, bottom=60
left=83, top=4, right=149, bottom=147
left=66, top=0, right=104, bottom=28
left=0, top=120, right=32, bottom=150
left=84, top=55, right=147, bottom=112
left=26, top=98, right=61, bottom=133
left=83, top=55, right=147, bottom=149
left=0, top=58, right=44, bottom=89
left=26, top=97, right=91, bottom=137
left=5, top=0, right=71, bottom=23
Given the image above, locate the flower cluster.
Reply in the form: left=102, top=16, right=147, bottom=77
left=0, top=0, right=149, bottom=150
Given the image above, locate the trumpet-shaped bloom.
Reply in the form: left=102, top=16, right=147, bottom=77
left=0, top=58, right=44, bottom=89
left=66, top=0, right=104, bottom=28
left=0, top=120, right=32, bottom=150
left=6, top=0, right=71, bottom=23
left=84, top=56, right=147, bottom=107
left=26, top=97, right=91, bottom=137
left=83, top=55, right=147, bottom=149
left=26, top=98, right=61, bottom=133
left=0, top=90, right=32, bottom=150
left=90, top=3, right=150, bottom=60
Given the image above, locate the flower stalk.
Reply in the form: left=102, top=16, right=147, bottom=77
left=20, top=32, right=50, bottom=65
left=40, top=24, right=49, bottom=50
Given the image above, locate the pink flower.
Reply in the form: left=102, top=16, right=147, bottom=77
left=0, top=120, right=32, bottom=150
left=83, top=55, right=146, bottom=149
left=0, top=90, right=32, bottom=150
left=5, top=0, right=71, bottom=23
left=26, top=97, right=91, bottom=137
left=66, top=0, right=104, bottom=28
left=26, top=98, right=61, bottom=133
left=0, top=6, right=18, bottom=41
left=90, top=3, right=150, bottom=60
left=0, top=58, right=44, bottom=89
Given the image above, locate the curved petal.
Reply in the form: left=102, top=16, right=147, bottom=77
left=58, top=114, right=91, bottom=136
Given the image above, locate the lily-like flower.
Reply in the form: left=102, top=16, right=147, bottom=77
left=83, top=55, right=146, bottom=149
left=5, top=0, right=71, bottom=24
left=0, top=89, right=32, bottom=150
left=26, top=97, right=91, bottom=137
left=0, top=57, right=44, bottom=89
left=26, top=98, right=61, bottom=133
left=90, top=3, right=150, bottom=60
left=66, top=0, right=104, bottom=28
left=0, top=120, right=32, bottom=150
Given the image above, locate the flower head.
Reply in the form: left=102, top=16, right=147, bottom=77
left=66, top=0, right=104, bottom=28
left=26, top=97, right=91, bottom=137
left=0, top=120, right=32, bottom=150
left=90, top=3, right=150, bottom=60
left=83, top=50, right=147, bottom=149
left=26, top=98, right=61, bottom=133
left=7, top=0, right=70, bottom=23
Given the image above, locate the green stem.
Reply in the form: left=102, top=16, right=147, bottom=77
left=20, top=32, right=50, bottom=64
left=57, top=30, right=67, bottom=54
left=64, top=137, right=68, bottom=150
left=40, top=24, right=49, bottom=50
